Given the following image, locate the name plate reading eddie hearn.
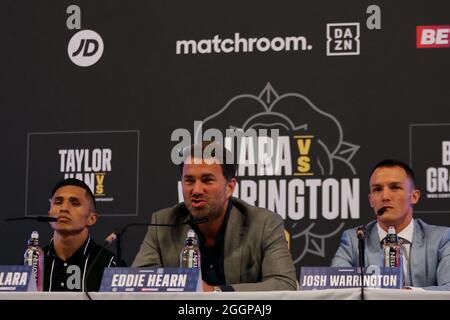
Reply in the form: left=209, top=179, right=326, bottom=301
left=100, top=267, right=202, bottom=292
left=299, top=266, right=402, bottom=290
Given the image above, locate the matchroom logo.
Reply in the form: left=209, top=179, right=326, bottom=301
left=25, top=130, right=140, bottom=216
left=175, top=33, right=312, bottom=55
left=171, top=83, right=360, bottom=264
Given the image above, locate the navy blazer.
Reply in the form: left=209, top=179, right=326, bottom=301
left=331, top=219, right=450, bottom=291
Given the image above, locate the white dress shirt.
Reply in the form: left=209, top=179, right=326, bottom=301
left=377, top=220, right=414, bottom=286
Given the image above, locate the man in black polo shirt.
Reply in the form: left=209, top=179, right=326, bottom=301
left=44, top=178, right=119, bottom=292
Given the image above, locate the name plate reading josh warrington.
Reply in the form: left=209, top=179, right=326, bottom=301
left=100, top=267, right=202, bottom=292
left=299, top=266, right=402, bottom=290
left=0, top=265, right=33, bottom=292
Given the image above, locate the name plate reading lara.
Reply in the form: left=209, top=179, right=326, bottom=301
left=0, top=265, right=33, bottom=292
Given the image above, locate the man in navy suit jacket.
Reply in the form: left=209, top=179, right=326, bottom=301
left=332, top=159, right=450, bottom=290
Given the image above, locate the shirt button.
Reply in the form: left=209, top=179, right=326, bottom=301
left=209, top=264, right=214, bottom=269
left=64, top=263, right=67, bottom=267
left=60, top=282, right=65, bottom=287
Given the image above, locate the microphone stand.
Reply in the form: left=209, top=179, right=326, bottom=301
left=354, top=207, right=386, bottom=301
left=5, top=216, right=58, bottom=222
left=108, top=218, right=208, bottom=265
left=356, top=226, right=366, bottom=301
left=113, top=223, right=176, bottom=265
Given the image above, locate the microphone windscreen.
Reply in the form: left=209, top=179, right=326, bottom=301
left=104, top=232, right=117, bottom=246
left=37, top=216, right=58, bottom=222
left=356, top=227, right=365, bottom=240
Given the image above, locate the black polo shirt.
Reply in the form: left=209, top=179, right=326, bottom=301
left=192, top=201, right=234, bottom=291
left=43, top=237, right=117, bottom=292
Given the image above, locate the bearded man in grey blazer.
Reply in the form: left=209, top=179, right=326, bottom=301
left=332, top=159, right=450, bottom=291
left=133, top=142, right=297, bottom=292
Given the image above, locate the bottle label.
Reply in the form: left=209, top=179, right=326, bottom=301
left=32, top=251, right=42, bottom=290
left=188, top=250, right=199, bottom=268
left=25, top=247, right=43, bottom=291
left=384, top=245, right=402, bottom=268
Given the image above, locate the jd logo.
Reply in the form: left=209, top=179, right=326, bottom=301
left=68, top=30, right=104, bottom=67
left=73, top=39, right=99, bottom=57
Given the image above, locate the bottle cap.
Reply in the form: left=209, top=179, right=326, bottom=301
left=387, top=226, right=396, bottom=235
left=187, top=229, right=197, bottom=238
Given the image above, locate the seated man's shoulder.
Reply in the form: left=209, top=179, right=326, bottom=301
left=416, top=218, right=450, bottom=237
left=231, top=197, right=281, bottom=222
left=90, top=241, right=122, bottom=266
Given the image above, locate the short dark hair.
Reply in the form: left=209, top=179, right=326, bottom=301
left=178, top=141, right=237, bottom=181
left=369, top=159, right=417, bottom=187
left=50, top=178, right=96, bottom=208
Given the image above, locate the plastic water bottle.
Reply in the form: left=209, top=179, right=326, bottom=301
left=382, top=226, right=403, bottom=268
left=180, top=229, right=201, bottom=268
left=24, top=231, right=44, bottom=291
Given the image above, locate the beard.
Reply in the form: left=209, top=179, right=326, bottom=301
left=187, top=201, right=225, bottom=222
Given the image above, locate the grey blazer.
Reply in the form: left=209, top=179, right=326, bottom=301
left=132, top=197, right=297, bottom=291
left=331, top=218, right=450, bottom=290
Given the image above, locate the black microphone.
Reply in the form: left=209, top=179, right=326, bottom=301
left=103, top=216, right=209, bottom=264
left=354, top=206, right=389, bottom=300
left=356, top=225, right=366, bottom=301
left=5, top=216, right=58, bottom=222
left=103, top=216, right=209, bottom=246
left=377, top=206, right=388, bottom=216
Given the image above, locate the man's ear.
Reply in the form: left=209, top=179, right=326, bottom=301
left=368, top=193, right=374, bottom=208
left=86, top=212, right=98, bottom=227
left=410, top=189, right=420, bottom=205
left=226, top=178, right=237, bottom=198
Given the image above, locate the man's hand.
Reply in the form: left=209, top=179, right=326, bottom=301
left=202, top=281, right=214, bottom=292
